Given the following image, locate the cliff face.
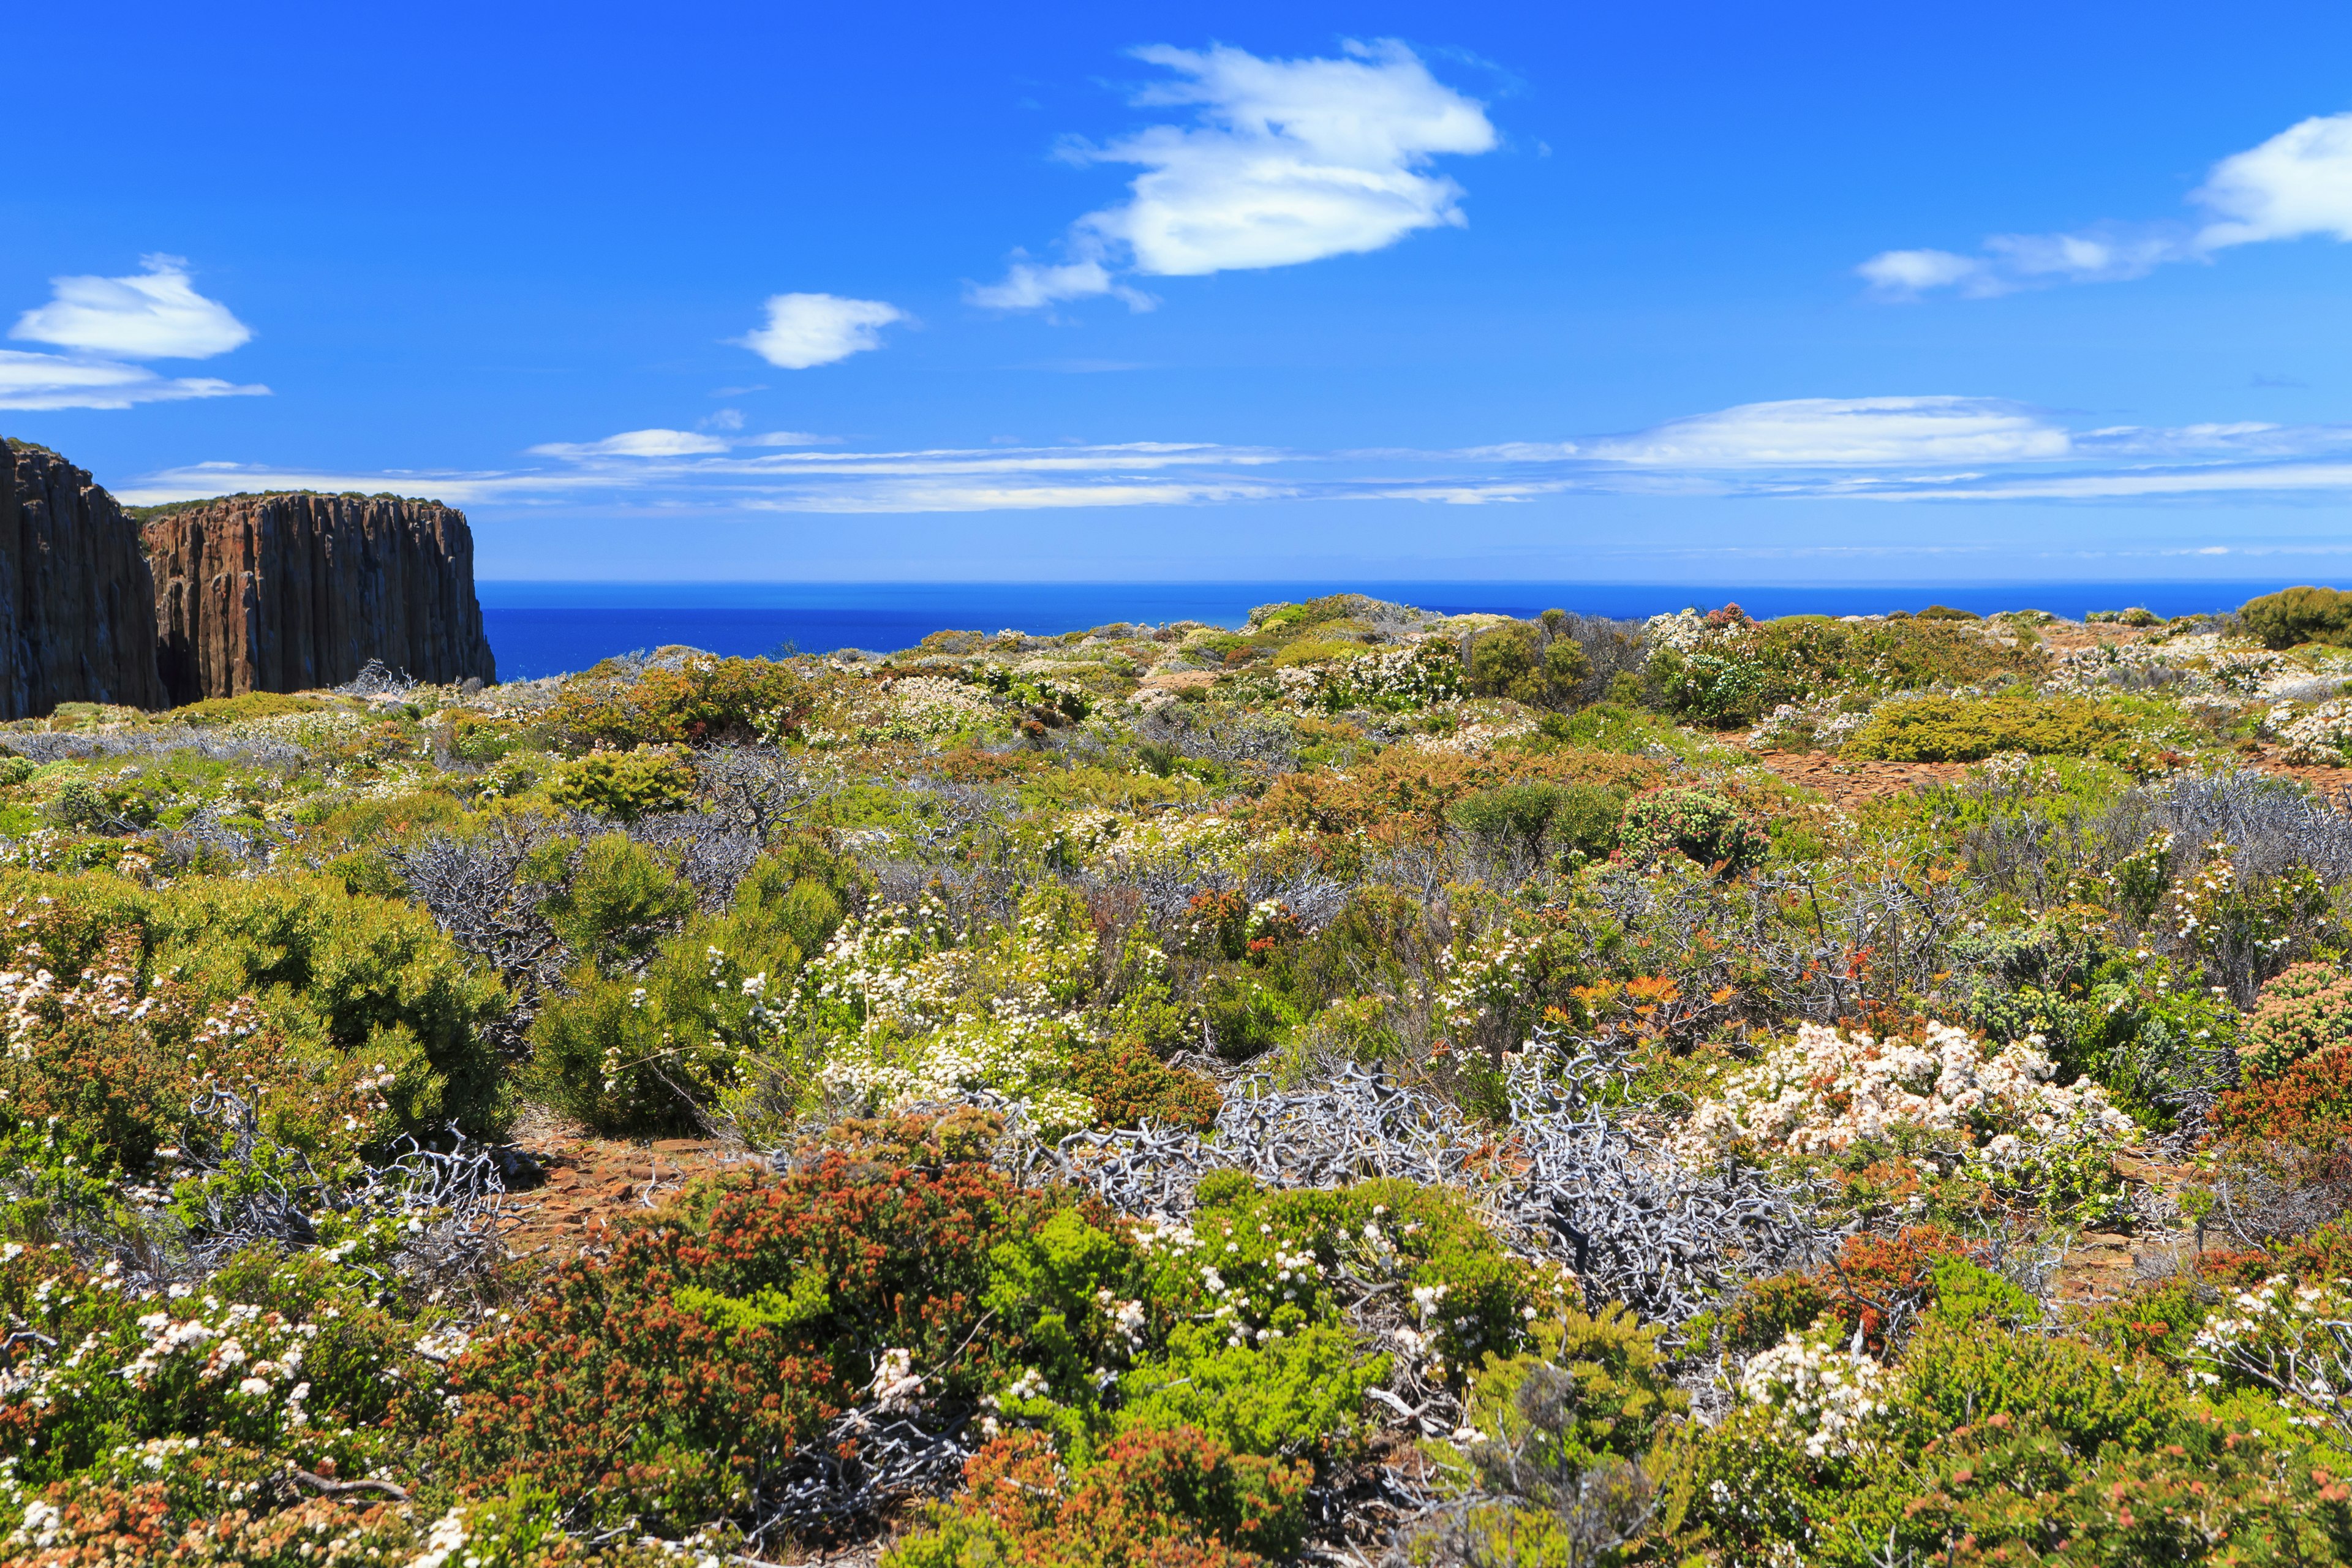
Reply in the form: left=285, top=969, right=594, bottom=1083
left=143, top=494, right=497, bottom=702
left=0, top=443, right=168, bottom=718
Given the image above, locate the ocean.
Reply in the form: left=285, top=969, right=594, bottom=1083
left=476, top=579, right=2303, bottom=682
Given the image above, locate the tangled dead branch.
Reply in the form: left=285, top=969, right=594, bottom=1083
left=1018, top=1036, right=1816, bottom=1328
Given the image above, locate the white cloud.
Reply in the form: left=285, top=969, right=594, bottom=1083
left=970, top=40, right=1497, bottom=309
left=0, top=349, right=268, bottom=411
left=1860, top=110, right=2352, bottom=296
left=736, top=293, right=907, bottom=368
left=969, top=258, right=1148, bottom=312
left=1853, top=249, right=1986, bottom=293
left=1575, top=396, right=2073, bottom=467
left=527, top=428, right=732, bottom=458
left=2196, top=113, right=2352, bottom=249
left=747, top=430, right=840, bottom=446
left=11, top=255, right=253, bottom=358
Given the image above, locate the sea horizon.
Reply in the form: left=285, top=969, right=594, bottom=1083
left=475, top=577, right=2309, bottom=680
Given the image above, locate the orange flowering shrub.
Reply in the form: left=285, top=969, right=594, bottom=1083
left=1706, top=1226, right=1989, bottom=1356
left=552, top=655, right=814, bottom=747
left=1068, top=1041, right=1220, bottom=1131
left=2242, top=961, right=2352, bottom=1079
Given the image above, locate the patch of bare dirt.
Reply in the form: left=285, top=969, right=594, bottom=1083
left=1747, top=751, right=1972, bottom=810
left=495, top=1125, right=758, bottom=1259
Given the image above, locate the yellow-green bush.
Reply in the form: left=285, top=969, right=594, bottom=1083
left=1466, top=621, right=1588, bottom=707
left=171, top=691, right=326, bottom=726
left=2241, top=584, right=2352, bottom=649
left=543, top=745, right=696, bottom=821
left=1844, top=690, right=2131, bottom=762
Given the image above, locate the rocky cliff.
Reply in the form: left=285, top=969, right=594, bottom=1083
left=143, top=494, right=497, bottom=702
left=0, top=442, right=169, bottom=718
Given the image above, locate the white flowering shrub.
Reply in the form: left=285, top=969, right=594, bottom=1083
left=781, top=887, right=1107, bottom=1134
left=0, top=1238, right=488, bottom=1550
left=1434, top=924, right=1543, bottom=1036
left=2270, top=698, right=2352, bottom=765
left=2188, top=1274, right=2352, bottom=1441
left=1265, top=641, right=1464, bottom=712
left=1692, top=1020, right=2136, bottom=1161
left=1736, top=1330, right=1892, bottom=1460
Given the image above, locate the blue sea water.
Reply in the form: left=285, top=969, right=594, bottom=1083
left=476, top=579, right=2302, bottom=682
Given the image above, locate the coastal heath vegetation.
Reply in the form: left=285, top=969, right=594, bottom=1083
left=11, top=590, right=2352, bottom=1562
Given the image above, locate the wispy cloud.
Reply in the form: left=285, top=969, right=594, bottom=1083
left=528, top=428, right=733, bottom=458
left=970, top=40, right=1497, bottom=311
left=0, top=350, right=269, bottom=412
left=1577, top=396, right=2072, bottom=467
left=1860, top=111, right=2352, bottom=297
left=119, top=396, right=2352, bottom=514
left=736, top=293, right=907, bottom=368
left=0, top=255, right=267, bottom=410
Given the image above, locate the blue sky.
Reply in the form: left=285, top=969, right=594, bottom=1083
left=7, top=0, right=2352, bottom=584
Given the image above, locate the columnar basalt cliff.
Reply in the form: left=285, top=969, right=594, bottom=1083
left=0, top=442, right=168, bottom=718
left=142, top=494, right=497, bottom=703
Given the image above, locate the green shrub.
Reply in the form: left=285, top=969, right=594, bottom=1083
left=149, top=876, right=510, bottom=1133
left=526, top=845, right=845, bottom=1133
left=1902, top=1411, right=2352, bottom=1563
left=533, top=834, right=697, bottom=973
left=1115, top=1322, right=1378, bottom=1461
left=1618, top=788, right=1760, bottom=873
left=1466, top=622, right=1588, bottom=708
left=1844, top=690, right=2130, bottom=761
left=2241, top=584, right=2352, bottom=649
left=1450, top=782, right=1625, bottom=860
left=0, top=870, right=509, bottom=1137
left=543, top=746, right=696, bottom=821
left=1457, top=1304, right=1685, bottom=1483
left=1895, top=1316, right=2185, bottom=1456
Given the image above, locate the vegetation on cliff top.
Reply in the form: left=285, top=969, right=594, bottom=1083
left=6, top=591, right=2352, bottom=1562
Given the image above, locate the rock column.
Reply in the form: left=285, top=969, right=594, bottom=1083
left=0, top=442, right=168, bottom=718
left=142, top=494, right=497, bottom=702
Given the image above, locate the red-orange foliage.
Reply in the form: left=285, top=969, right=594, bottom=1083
left=1824, top=1226, right=1986, bottom=1351
left=934, top=1427, right=1309, bottom=1567
left=439, top=1136, right=1087, bottom=1534
left=2216, top=1043, right=2352, bottom=1146
left=9, top=1480, right=424, bottom=1566
left=1070, top=1041, right=1221, bottom=1132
